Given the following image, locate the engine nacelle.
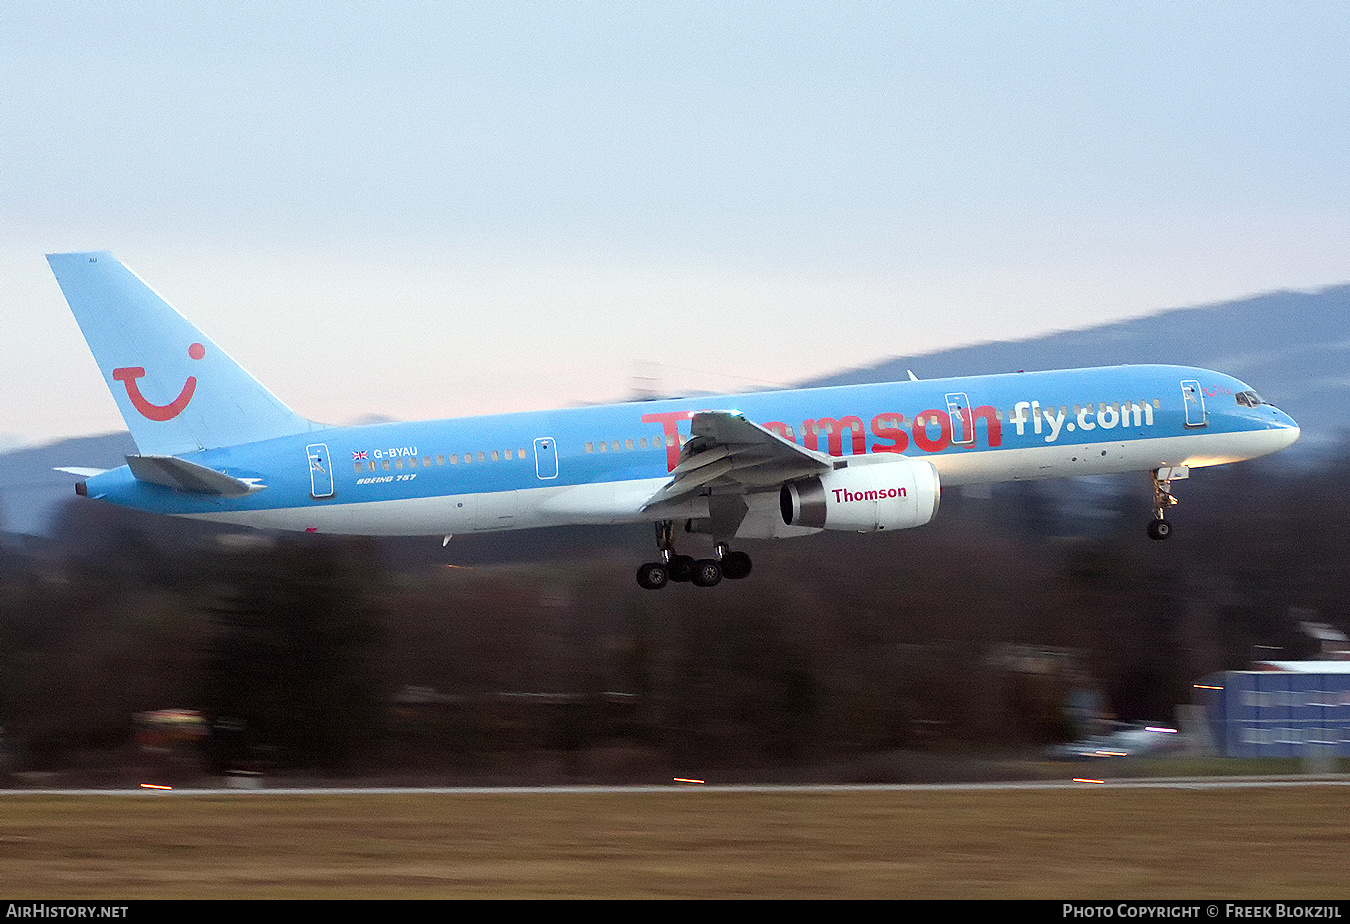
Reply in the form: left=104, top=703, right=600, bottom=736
left=780, top=458, right=940, bottom=532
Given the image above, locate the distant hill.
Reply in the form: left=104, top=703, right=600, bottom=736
left=3, top=283, right=1344, bottom=536
left=0, top=432, right=137, bottom=536
left=805, top=284, right=1350, bottom=449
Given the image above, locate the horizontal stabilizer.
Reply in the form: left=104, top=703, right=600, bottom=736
left=125, top=455, right=265, bottom=497
left=54, top=467, right=110, bottom=478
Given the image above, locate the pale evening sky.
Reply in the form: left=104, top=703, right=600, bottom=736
left=3, top=2, right=1348, bottom=448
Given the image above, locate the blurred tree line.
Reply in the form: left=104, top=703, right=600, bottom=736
left=0, top=441, right=1346, bottom=783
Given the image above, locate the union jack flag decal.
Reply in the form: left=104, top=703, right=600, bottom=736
left=352, top=451, right=368, bottom=460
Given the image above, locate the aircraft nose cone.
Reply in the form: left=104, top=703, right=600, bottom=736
left=1272, top=411, right=1300, bottom=449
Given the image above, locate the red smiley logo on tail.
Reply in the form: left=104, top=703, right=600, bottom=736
left=112, top=343, right=205, bottom=421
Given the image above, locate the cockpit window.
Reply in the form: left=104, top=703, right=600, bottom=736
left=1235, top=390, right=1265, bottom=408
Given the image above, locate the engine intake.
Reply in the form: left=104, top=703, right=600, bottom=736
left=780, top=458, right=940, bottom=532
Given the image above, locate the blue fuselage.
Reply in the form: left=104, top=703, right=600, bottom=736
left=79, top=363, right=1299, bottom=536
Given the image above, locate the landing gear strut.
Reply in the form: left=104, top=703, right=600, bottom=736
left=636, top=522, right=753, bottom=589
left=1148, top=467, right=1187, bottom=541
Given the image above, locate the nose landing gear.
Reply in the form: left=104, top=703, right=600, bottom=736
left=1148, top=466, right=1187, bottom=541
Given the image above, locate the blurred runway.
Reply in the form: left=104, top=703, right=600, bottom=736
left=4, top=776, right=1348, bottom=796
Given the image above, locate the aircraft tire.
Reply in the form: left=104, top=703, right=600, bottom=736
left=691, top=559, right=723, bottom=587
left=668, top=554, right=695, bottom=582
left=1148, top=519, right=1172, bottom=541
left=721, top=550, right=752, bottom=580
left=637, top=562, right=669, bottom=590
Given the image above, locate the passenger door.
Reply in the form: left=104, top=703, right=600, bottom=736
left=534, top=437, right=559, bottom=479
left=307, top=443, right=335, bottom=498
left=945, top=392, right=975, bottom=445
left=1180, top=380, right=1207, bottom=428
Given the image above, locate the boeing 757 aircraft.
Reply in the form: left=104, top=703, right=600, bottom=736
left=47, top=252, right=1301, bottom=589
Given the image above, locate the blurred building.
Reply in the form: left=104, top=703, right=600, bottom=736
left=1194, top=661, right=1350, bottom=758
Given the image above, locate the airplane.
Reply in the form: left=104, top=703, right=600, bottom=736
left=46, top=251, right=1301, bottom=589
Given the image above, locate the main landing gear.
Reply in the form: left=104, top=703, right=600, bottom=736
left=636, top=521, right=753, bottom=590
left=1148, top=466, right=1186, bottom=541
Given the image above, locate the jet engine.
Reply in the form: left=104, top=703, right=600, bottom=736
left=780, top=458, right=940, bottom=532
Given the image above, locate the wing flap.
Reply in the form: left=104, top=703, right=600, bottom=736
left=644, top=458, right=737, bottom=506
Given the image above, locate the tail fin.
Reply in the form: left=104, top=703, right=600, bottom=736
left=47, top=251, right=316, bottom=455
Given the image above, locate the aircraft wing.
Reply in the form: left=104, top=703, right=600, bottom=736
left=642, top=410, right=834, bottom=509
